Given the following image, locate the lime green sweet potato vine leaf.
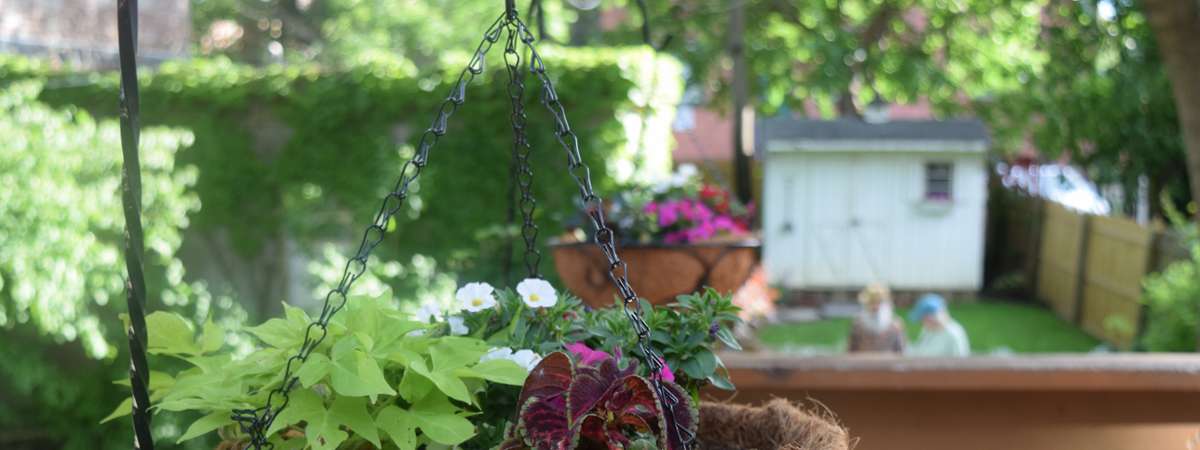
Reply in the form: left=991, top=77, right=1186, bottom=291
left=112, top=296, right=530, bottom=448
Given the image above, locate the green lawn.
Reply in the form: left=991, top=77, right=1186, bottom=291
left=758, top=300, right=1101, bottom=355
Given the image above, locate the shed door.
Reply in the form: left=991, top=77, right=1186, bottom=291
left=801, top=154, right=893, bottom=287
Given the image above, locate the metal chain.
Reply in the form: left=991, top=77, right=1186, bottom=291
left=230, top=13, right=507, bottom=450
left=514, top=18, right=697, bottom=449
left=504, top=19, right=541, bottom=278
left=231, top=8, right=690, bottom=449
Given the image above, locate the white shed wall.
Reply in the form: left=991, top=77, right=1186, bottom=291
left=763, top=151, right=987, bottom=290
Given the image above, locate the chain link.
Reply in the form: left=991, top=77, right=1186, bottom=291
left=231, top=13, right=507, bottom=450
left=514, top=17, right=697, bottom=449
left=504, top=20, right=541, bottom=278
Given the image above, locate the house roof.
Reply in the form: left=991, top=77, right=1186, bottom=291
left=757, top=116, right=990, bottom=154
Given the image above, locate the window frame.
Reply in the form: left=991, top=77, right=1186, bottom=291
left=924, top=161, right=954, bottom=201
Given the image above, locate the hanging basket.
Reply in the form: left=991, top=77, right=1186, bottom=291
left=549, top=238, right=760, bottom=307
left=696, top=399, right=850, bottom=450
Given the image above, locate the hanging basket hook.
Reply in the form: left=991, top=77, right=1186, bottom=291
left=506, top=0, right=518, bottom=20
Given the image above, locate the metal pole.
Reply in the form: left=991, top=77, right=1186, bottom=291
left=117, top=1, right=155, bottom=449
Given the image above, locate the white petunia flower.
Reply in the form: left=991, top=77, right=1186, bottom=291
left=510, top=349, right=543, bottom=371
left=414, top=301, right=441, bottom=323
left=447, top=315, right=468, bottom=336
left=516, top=278, right=557, bottom=309
left=479, top=347, right=541, bottom=371
left=480, top=347, right=514, bottom=363
left=456, top=282, right=497, bottom=313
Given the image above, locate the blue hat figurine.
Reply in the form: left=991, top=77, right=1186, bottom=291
left=908, top=293, right=946, bottom=322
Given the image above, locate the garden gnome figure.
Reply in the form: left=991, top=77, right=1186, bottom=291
left=848, top=283, right=906, bottom=353
left=907, top=294, right=970, bottom=357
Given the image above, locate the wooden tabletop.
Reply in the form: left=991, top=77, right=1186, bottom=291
left=719, top=352, right=1200, bottom=392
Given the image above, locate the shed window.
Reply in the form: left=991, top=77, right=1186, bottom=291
left=925, top=162, right=953, bottom=200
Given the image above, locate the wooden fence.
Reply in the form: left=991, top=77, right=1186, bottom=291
left=988, top=194, right=1184, bottom=349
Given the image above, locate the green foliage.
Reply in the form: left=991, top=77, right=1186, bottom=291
left=25, top=47, right=680, bottom=288
left=1140, top=202, right=1200, bottom=351
left=1141, top=245, right=1200, bottom=351
left=627, top=0, right=1044, bottom=116
left=108, top=296, right=528, bottom=449
left=981, top=0, right=1191, bottom=210
left=0, top=81, right=200, bottom=355
left=0, top=81, right=233, bottom=450
left=584, top=288, right=742, bottom=393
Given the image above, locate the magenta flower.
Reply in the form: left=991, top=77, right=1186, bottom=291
left=657, top=203, right=679, bottom=227
left=663, top=231, right=687, bottom=244
left=659, top=358, right=676, bottom=383
left=684, top=221, right=716, bottom=242
left=712, top=216, right=735, bottom=231
left=684, top=200, right=714, bottom=222
left=565, top=342, right=611, bottom=366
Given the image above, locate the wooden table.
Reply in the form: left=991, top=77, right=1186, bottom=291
left=707, top=353, right=1200, bottom=450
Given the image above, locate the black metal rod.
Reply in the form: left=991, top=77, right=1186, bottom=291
left=117, top=1, right=155, bottom=449
left=506, top=0, right=517, bottom=19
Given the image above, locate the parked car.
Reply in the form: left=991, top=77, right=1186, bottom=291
left=996, top=162, right=1111, bottom=215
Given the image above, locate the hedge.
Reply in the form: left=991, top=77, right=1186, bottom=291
left=9, top=47, right=682, bottom=307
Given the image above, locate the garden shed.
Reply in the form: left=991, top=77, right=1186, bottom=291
left=759, top=115, right=991, bottom=292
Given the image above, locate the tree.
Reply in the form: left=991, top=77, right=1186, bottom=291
left=191, top=0, right=520, bottom=68
left=979, top=0, right=1190, bottom=217
left=629, top=0, right=1044, bottom=118
left=1142, top=0, right=1200, bottom=223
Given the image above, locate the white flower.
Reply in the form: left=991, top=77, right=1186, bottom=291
left=456, top=282, right=497, bottom=313
left=480, top=347, right=511, bottom=361
left=510, top=349, right=542, bottom=370
left=414, top=301, right=441, bottom=323
left=516, top=278, right=557, bottom=308
left=447, top=316, right=468, bottom=336
left=480, top=347, right=542, bottom=371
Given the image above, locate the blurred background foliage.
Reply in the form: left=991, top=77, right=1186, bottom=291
left=1, top=0, right=1197, bottom=448
left=0, top=81, right=242, bottom=450
left=26, top=46, right=681, bottom=319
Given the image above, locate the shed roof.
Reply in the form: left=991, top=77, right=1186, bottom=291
left=757, top=116, right=990, bottom=154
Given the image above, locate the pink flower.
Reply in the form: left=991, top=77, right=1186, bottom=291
left=712, top=216, right=735, bottom=231
left=663, top=231, right=687, bottom=244
left=684, top=222, right=716, bottom=242
left=565, top=342, right=610, bottom=366
left=642, top=202, right=659, bottom=214
left=658, top=358, right=675, bottom=383
left=657, top=203, right=679, bottom=227
left=682, top=200, right=714, bottom=222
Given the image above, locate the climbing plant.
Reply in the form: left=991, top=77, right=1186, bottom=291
left=21, top=47, right=681, bottom=310
left=0, top=81, right=232, bottom=450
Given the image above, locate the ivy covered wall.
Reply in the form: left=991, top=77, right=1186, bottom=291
left=18, top=47, right=683, bottom=316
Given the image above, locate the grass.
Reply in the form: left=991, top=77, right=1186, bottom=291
left=758, top=299, right=1102, bottom=355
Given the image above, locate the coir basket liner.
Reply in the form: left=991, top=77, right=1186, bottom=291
left=697, top=399, right=851, bottom=450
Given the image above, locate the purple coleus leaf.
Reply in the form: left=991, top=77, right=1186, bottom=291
left=507, top=351, right=696, bottom=450
left=568, top=351, right=637, bottom=425
left=510, top=352, right=575, bottom=450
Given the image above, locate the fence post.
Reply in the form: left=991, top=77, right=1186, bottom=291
left=1071, top=214, right=1092, bottom=325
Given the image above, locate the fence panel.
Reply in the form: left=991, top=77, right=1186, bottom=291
left=1037, top=202, right=1087, bottom=321
left=1080, top=215, right=1155, bottom=349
